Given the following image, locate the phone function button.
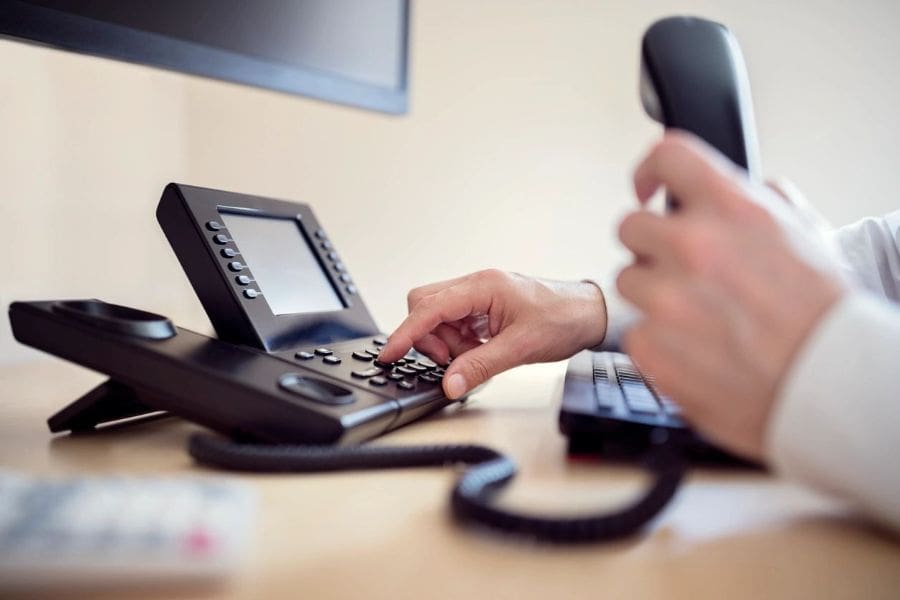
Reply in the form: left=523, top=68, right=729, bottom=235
left=339, top=274, right=352, bottom=283
left=373, top=336, right=388, bottom=346
left=278, top=373, right=355, bottom=406
left=369, top=376, right=388, bottom=386
left=327, top=251, right=338, bottom=261
left=243, top=289, right=261, bottom=299
left=295, top=351, right=315, bottom=360
left=351, top=367, right=384, bottom=379
left=396, top=366, right=416, bottom=376
left=235, top=275, right=252, bottom=285
left=221, top=248, right=238, bottom=258
left=323, top=355, right=342, bottom=365
left=314, top=229, right=327, bottom=239
left=397, top=380, right=416, bottom=390
left=213, top=234, right=230, bottom=245
left=227, top=261, right=245, bottom=272
left=418, top=374, right=439, bottom=384
left=314, top=348, right=333, bottom=356
left=346, top=285, right=357, bottom=295
left=320, top=240, right=333, bottom=250
left=206, top=220, right=223, bottom=231
left=333, top=262, right=346, bottom=272
left=387, top=372, right=405, bottom=381
left=351, top=351, right=373, bottom=361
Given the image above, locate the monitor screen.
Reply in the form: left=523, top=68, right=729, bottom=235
left=0, top=0, right=409, bottom=113
left=219, top=212, right=345, bottom=315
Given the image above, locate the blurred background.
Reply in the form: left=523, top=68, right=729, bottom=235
left=2, top=0, right=899, bottom=364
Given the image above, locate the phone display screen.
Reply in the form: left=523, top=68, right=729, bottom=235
left=219, top=212, right=345, bottom=315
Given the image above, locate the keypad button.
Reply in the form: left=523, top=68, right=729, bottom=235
left=418, top=374, right=439, bottom=384
left=323, top=355, right=342, bottom=365
left=235, top=275, right=251, bottom=285
left=295, top=351, right=315, bottom=360
left=351, top=351, right=373, bottom=361
left=314, top=348, right=333, bottom=356
left=364, top=349, right=380, bottom=357
left=397, top=380, right=416, bottom=390
left=373, top=336, right=388, bottom=346
left=213, top=234, right=230, bottom=245
left=369, top=376, right=388, bottom=386
left=418, top=359, right=438, bottom=369
left=243, top=289, right=261, bottom=299
left=387, top=372, right=404, bottom=381
left=346, top=285, right=357, bottom=295
left=227, top=261, right=245, bottom=272
left=373, top=360, right=391, bottom=368
left=396, top=366, right=416, bottom=376
left=351, top=367, right=384, bottom=379
left=406, top=363, right=427, bottom=373
left=403, top=355, right=418, bottom=363
left=206, top=221, right=223, bottom=231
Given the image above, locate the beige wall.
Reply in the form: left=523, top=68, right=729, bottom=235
left=3, top=0, right=900, bottom=364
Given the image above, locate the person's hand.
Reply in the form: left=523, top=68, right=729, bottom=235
left=617, top=132, right=846, bottom=460
left=378, top=271, right=608, bottom=399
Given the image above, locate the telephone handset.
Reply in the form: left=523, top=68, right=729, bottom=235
left=640, top=15, right=760, bottom=212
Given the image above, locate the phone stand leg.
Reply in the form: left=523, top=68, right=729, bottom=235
left=47, top=379, right=168, bottom=433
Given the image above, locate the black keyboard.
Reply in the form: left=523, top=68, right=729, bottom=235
left=559, top=350, right=755, bottom=465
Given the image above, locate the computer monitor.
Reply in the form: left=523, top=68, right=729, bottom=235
left=0, top=0, right=410, bottom=114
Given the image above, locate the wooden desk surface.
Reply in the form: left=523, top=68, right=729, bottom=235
left=2, top=358, right=899, bottom=600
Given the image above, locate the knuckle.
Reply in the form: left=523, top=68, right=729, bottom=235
left=464, top=355, right=492, bottom=385
left=673, top=227, right=719, bottom=275
left=406, top=288, right=423, bottom=309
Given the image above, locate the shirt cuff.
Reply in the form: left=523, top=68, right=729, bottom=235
left=583, top=275, right=640, bottom=352
left=766, top=292, right=900, bottom=530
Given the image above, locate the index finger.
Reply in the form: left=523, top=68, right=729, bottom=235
left=378, top=283, right=489, bottom=362
left=634, top=131, right=745, bottom=212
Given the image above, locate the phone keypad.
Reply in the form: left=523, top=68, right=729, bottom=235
left=287, top=338, right=447, bottom=395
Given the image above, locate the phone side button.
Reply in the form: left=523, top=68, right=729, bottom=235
left=278, top=374, right=356, bottom=405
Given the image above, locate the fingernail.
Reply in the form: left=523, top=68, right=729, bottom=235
left=445, top=373, right=467, bottom=399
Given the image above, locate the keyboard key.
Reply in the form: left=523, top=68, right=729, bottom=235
left=621, top=382, right=660, bottom=414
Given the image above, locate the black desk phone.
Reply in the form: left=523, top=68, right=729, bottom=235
left=11, top=183, right=454, bottom=444
left=10, top=16, right=757, bottom=543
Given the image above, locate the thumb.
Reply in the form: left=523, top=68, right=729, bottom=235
left=442, top=333, right=522, bottom=399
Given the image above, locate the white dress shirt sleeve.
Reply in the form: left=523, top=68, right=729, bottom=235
left=767, top=210, right=900, bottom=532
left=767, top=292, right=900, bottom=531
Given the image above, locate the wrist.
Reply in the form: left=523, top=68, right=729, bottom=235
left=575, top=280, right=609, bottom=349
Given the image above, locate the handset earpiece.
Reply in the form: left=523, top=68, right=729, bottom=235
left=640, top=16, right=761, bottom=179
